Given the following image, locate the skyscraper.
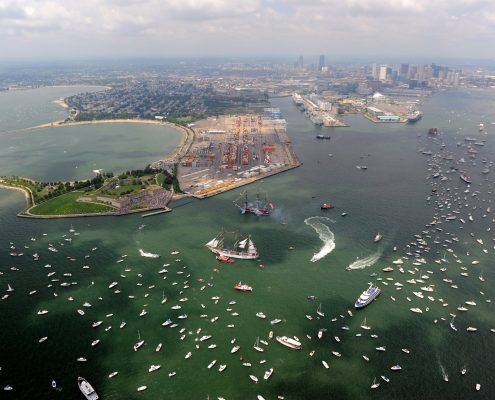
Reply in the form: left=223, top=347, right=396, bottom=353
left=379, top=64, right=388, bottom=81
left=318, top=55, right=325, bottom=71
left=371, top=63, right=379, bottom=80
left=298, top=55, right=304, bottom=69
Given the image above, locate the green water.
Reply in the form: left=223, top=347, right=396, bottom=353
left=1, top=87, right=495, bottom=399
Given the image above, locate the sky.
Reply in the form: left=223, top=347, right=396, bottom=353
left=1, top=0, right=495, bottom=61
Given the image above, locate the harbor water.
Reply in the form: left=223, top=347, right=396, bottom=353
left=1, top=86, right=495, bottom=399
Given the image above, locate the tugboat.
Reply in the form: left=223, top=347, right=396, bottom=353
left=321, top=203, right=334, bottom=210
left=78, top=377, right=99, bottom=400
left=216, top=254, right=235, bottom=263
left=355, top=283, right=381, bottom=309
left=234, top=282, right=253, bottom=292
left=233, top=191, right=273, bottom=216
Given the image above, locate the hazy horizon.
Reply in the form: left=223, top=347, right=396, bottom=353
left=1, top=0, right=495, bottom=62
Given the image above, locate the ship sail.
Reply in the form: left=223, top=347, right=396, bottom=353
left=248, top=239, right=257, bottom=253
left=206, top=238, right=219, bottom=248
left=238, top=238, right=248, bottom=249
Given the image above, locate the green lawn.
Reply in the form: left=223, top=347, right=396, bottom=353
left=102, top=184, right=143, bottom=197
left=29, top=192, right=115, bottom=215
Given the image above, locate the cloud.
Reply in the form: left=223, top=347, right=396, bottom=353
left=0, top=0, right=494, bottom=59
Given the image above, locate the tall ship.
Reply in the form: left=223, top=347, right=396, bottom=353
left=206, top=231, right=259, bottom=260
left=78, top=377, right=99, bottom=400
left=407, top=110, right=423, bottom=123
left=233, top=191, right=273, bottom=216
left=355, top=283, right=381, bottom=309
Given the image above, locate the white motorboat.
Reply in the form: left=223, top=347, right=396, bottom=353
left=148, top=365, right=161, bottom=373
left=78, top=377, right=98, bottom=400
left=276, top=336, right=302, bottom=350
left=263, top=368, right=273, bottom=380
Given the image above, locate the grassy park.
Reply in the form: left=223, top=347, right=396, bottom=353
left=28, top=192, right=115, bottom=215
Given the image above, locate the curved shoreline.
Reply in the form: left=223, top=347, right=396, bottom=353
left=22, top=118, right=190, bottom=162
left=0, top=183, right=33, bottom=206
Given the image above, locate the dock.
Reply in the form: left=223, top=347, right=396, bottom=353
left=142, top=208, right=172, bottom=217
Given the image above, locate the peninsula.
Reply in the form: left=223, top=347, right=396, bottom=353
left=1, top=109, right=300, bottom=218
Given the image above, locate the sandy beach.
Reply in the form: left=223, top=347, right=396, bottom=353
left=52, top=98, right=69, bottom=108
left=0, top=182, right=33, bottom=206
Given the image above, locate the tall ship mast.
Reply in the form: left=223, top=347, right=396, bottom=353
left=233, top=190, right=273, bottom=216
left=205, top=230, right=259, bottom=260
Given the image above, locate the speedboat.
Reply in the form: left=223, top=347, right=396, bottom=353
left=78, top=377, right=99, bottom=400
left=148, top=365, right=161, bottom=373
left=133, top=340, right=144, bottom=351
left=374, top=233, right=383, bottom=243
left=264, top=368, right=273, bottom=380
left=355, top=283, right=381, bottom=308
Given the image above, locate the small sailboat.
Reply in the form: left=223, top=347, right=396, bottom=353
left=371, top=378, right=380, bottom=389
left=316, top=303, right=324, bottom=317
left=360, top=318, right=371, bottom=330
left=134, top=331, right=144, bottom=352
left=253, top=337, right=264, bottom=352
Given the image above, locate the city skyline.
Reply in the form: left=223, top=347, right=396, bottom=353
left=1, top=0, right=495, bottom=61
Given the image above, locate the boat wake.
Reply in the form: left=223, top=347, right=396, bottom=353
left=304, top=216, right=335, bottom=262
left=139, top=249, right=160, bottom=258
left=347, top=250, right=382, bottom=270
left=438, top=358, right=449, bottom=382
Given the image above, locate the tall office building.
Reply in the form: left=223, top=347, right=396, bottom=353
left=379, top=64, right=388, bottom=81
left=371, top=63, right=379, bottom=80
left=318, top=55, right=325, bottom=71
